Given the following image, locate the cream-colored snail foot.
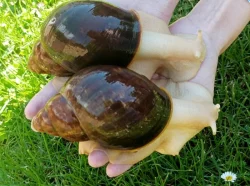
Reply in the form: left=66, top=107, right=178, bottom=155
left=130, top=30, right=207, bottom=82
left=79, top=141, right=103, bottom=155
left=156, top=102, right=220, bottom=155
left=162, top=30, right=206, bottom=82
left=79, top=138, right=160, bottom=165
left=78, top=98, right=220, bottom=165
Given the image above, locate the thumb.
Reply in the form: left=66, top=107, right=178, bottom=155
left=24, top=77, right=69, bottom=119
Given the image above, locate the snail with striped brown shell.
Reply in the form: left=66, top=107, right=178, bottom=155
left=29, top=1, right=220, bottom=164
left=32, top=66, right=173, bottom=149
left=28, top=0, right=206, bottom=81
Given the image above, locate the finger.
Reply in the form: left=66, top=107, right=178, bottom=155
left=88, top=150, right=109, bottom=168
left=79, top=141, right=109, bottom=167
left=24, top=77, right=69, bottom=120
left=106, top=0, right=180, bottom=23
left=25, top=80, right=57, bottom=120
left=169, top=18, right=218, bottom=95
left=106, top=163, right=133, bottom=178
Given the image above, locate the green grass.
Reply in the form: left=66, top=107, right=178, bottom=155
left=0, top=0, right=249, bottom=185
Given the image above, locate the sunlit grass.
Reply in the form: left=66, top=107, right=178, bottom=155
left=0, top=0, right=249, bottom=185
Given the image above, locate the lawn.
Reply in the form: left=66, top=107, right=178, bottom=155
left=0, top=0, right=249, bottom=185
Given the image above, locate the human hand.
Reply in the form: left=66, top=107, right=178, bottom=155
left=25, top=0, right=181, bottom=177
left=25, top=0, right=249, bottom=178
left=25, top=0, right=179, bottom=119
left=76, top=27, right=220, bottom=176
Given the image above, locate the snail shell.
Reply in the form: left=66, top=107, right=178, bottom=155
left=28, top=1, right=141, bottom=76
left=31, top=66, right=172, bottom=150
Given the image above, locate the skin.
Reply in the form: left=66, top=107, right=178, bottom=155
left=25, top=0, right=250, bottom=178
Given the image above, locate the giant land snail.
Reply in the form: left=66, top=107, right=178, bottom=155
left=29, top=1, right=220, bottom=165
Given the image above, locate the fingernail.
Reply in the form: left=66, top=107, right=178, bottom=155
left=106, top=164, right=133, bottom=177
left=88, top=150, right=109, bottom=168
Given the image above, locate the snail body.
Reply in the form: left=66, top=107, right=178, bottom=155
left=31, top=65, right=220, bottom=163
left=79, top=80, right=220, bottom=165
left=32, top=66, right=172, bottom=150
left=29, top=0, right=206, bottom=81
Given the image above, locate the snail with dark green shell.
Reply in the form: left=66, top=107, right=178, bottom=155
left=29, top=1, right=220, bottom=164
left=28, top=0, right=206, bottom=81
